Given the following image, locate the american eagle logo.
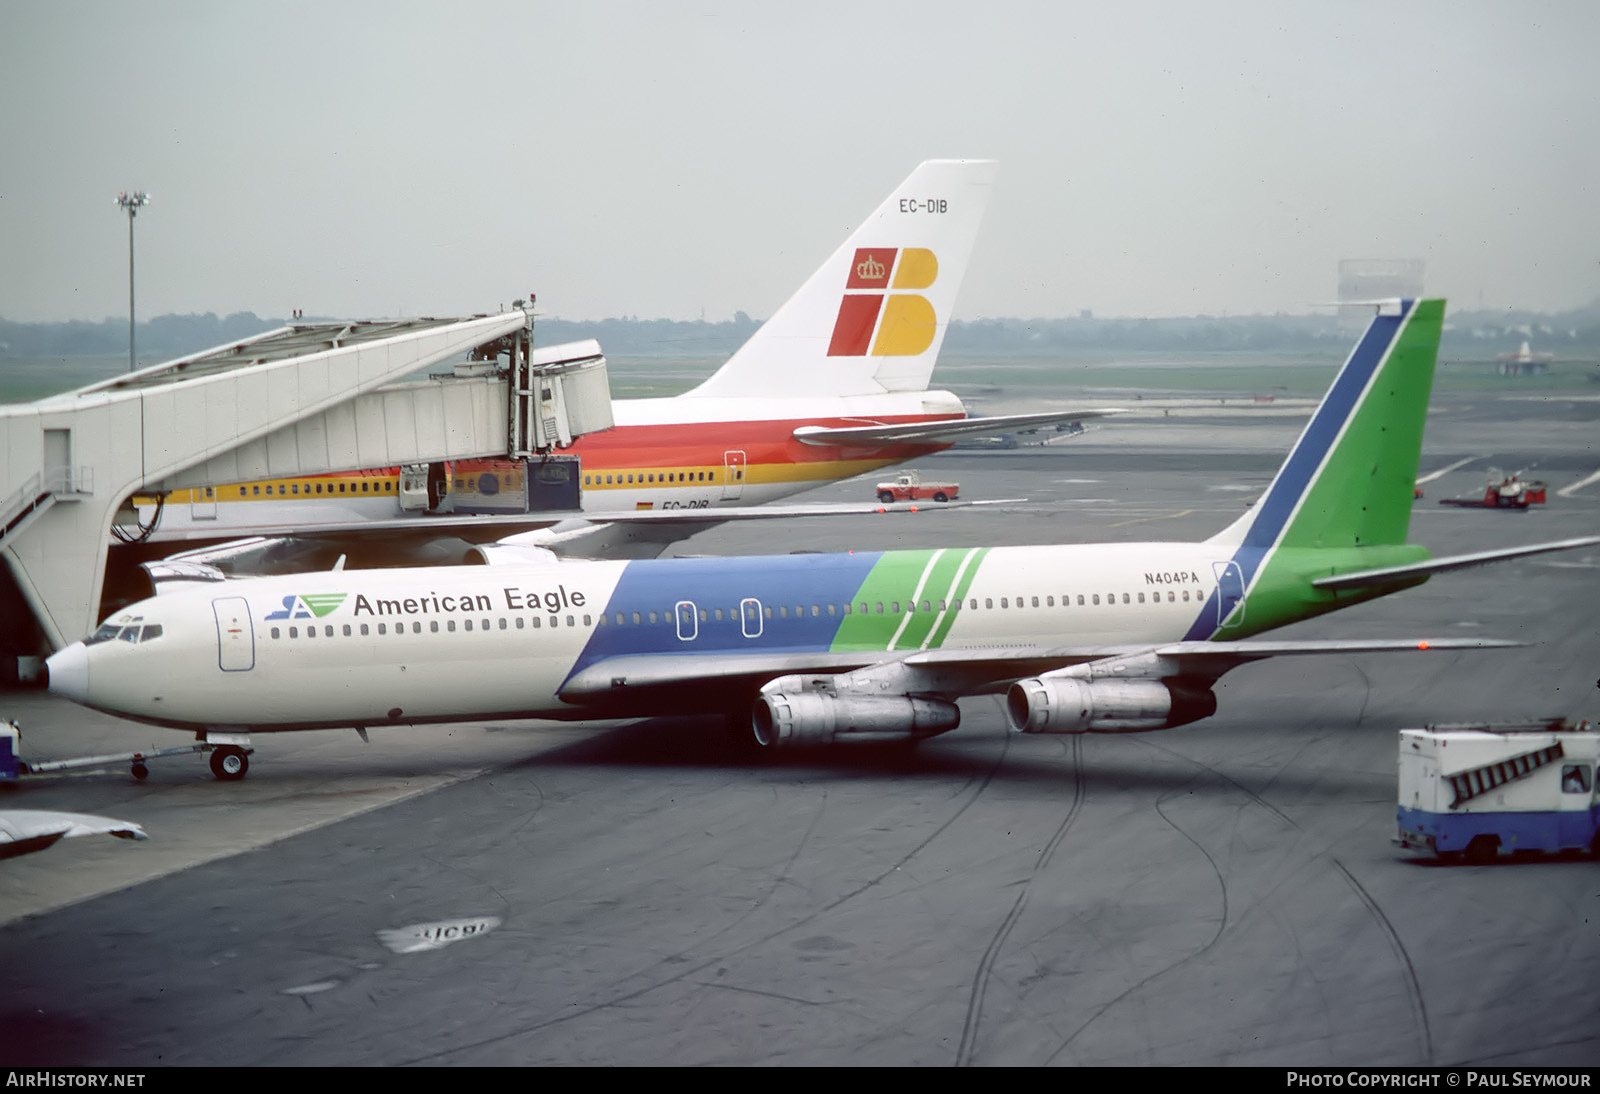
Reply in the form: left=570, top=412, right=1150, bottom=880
left=264, top=593, right=348, bottom=620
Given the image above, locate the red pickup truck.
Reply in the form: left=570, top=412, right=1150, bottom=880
left=876, top=471, right=959, bottom=503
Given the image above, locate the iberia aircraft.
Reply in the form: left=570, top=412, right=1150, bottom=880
left=122, top=159, right=1115, bottom=569
left=50, top=300, right=1599, bottom=781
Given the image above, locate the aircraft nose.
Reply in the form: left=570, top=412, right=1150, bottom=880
left=45, top=642, right=90, bottom=704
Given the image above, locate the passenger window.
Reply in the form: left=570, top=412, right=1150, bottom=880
left=343, top=624, right=352, bottom=636
left=270, top=627, right=280, bottom=639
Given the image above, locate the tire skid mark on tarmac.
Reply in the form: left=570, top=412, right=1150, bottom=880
left=956, top=735, right=1085, bottom=1067
left=1040, top=736, right=1431, bottom=1066
left=397, top=736, right=1014, bottom=1066
left=1044, top=764, right=1231, bottom=1065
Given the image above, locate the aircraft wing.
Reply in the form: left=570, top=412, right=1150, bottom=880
left=792, top=409, right=1124, bottom=446
left=558, top=636, right=1521, bottom=704
left=139, top=497, right=1026, bottom=586
left=0, top=810, right=149, bottom=861
left=143, top=496, right=1014, bottom=547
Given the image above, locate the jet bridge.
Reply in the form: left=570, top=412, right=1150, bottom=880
left=1, top=306, right=612, bottom=664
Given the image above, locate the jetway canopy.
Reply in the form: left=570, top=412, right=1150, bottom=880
left=1, top=310, right=611, bottom=654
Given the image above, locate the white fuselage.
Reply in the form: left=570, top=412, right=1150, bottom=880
left=51, top=541, right=1236, bottom=732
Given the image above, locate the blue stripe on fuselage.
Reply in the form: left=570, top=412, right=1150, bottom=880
left=567, top=551, right=884, bottom=679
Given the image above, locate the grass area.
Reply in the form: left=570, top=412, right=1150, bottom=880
left=4, top=350, right=1596, bottom=406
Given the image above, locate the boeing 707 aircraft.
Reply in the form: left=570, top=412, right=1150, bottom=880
left=47, top=299, right=1599, bottom=779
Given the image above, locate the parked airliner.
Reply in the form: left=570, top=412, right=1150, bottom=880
left=49, top=299, right=1598, bottom=779
left=121, top=159, right=1115, bottom=564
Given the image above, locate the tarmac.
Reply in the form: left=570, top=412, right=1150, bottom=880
left=1, top=389, right=1597, bottom=1066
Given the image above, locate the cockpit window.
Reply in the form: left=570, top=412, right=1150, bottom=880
left=86, top=619, right=162, bottom=645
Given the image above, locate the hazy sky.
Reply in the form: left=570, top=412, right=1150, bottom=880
left=2, top=1, right=1596, bottom=324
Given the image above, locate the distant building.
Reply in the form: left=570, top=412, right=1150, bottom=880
left=1338, top=259, right=1425, bottom=329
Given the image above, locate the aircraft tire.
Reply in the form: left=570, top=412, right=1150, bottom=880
left=210, top=747, right=249, bottom=781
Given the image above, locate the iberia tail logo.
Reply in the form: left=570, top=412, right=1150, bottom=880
left=265, top=593, right=348, bottom=620
left=827, top=247, right=939, bottom=357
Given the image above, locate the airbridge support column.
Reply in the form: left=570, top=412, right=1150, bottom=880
left=1, top=312, right=538, bottom=657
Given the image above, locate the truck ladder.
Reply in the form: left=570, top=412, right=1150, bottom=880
left=1447, top=742, right=1565, bottom=809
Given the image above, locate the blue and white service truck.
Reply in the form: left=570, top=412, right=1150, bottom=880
left=1397, top=719, right=1600, bottom=861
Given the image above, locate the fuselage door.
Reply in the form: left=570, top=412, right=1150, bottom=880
left=1212, top=560, right=1245, bottom=628
left=722, top=450, right=747, bottom=500
left=212, top=596, right=255, bottom=672
left=190, top=484, right=217, bottom=520
left=675, top=600, right=699, bottom=642
left=740, top=597, right=763, bottom=638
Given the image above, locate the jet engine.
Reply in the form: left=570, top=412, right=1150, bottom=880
left=753, top=674, right=960, bottom=749
left=1004, top=676, right=1217, bottom=734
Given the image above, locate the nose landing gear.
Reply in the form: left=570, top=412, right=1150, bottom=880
left=207, top=745, right=251, bottom=781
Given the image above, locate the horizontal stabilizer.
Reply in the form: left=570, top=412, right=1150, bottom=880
left=793, top=409, right=1123, bottom=446
left=1311, top=535, right=1600, bottom=590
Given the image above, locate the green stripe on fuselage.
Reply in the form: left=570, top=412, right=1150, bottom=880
left=831, top=547, right=990, bottom=651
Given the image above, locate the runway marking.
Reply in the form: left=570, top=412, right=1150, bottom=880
left=281, top=980, right=339, bottom=996
left=1414, top=456, right=1479, bottom=486
left=1109, top=508, right=1196, bottom=528
left=1558, top=468, right=1600, bottom=497
left=378, top=915, right=502, bottom=954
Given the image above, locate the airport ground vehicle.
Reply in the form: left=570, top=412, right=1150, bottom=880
left=875, top=470, right=959, bottom=503
left=1396, top=719, right=1600, bottom=860
left=1438, top=473, right=1547, bottom=509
